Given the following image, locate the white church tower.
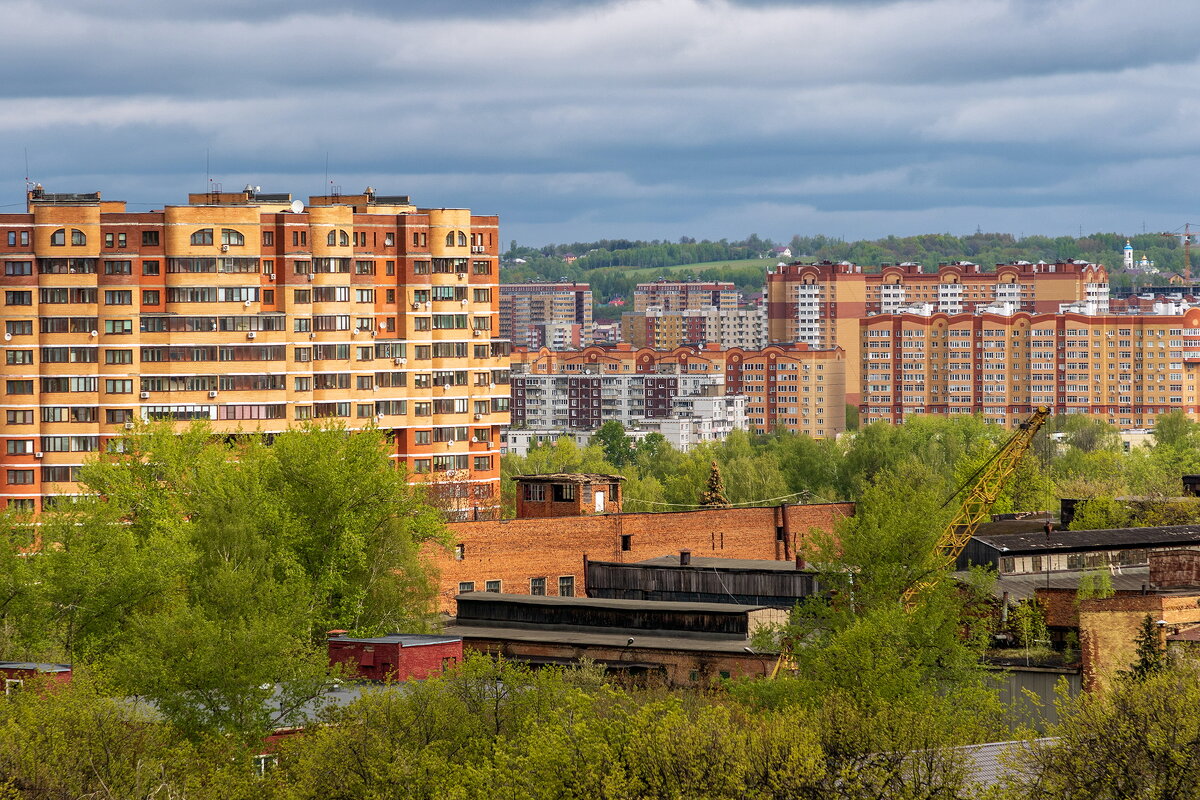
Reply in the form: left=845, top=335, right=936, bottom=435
left=1124, top=239, right=1134, bottom=270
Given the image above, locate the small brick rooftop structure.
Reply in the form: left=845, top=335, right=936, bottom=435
left=326, top=633, right=462, bottom=682
left=514, top=473, right=624, bottom=518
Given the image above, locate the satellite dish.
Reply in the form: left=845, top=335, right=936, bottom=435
left=2, top=334, right=10, bottom=342
left=290, top=200, right=304, bottom=214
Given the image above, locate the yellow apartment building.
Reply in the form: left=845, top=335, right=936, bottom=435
left=0, top=186, right=509, bottom=517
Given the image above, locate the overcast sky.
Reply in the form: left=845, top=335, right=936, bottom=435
left=1, top=0, right=1197, bottom=246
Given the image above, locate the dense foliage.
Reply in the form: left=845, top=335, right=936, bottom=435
left=0, top=422, right=447, bottom=740
left=502, top=411, right=1200, bottom=521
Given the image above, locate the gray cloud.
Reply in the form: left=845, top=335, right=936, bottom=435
left=1, top=0, right=1198, bottom=243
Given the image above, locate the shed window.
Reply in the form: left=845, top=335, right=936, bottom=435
left=523, top=483, right=545, bottom=501
left=458, top=581, right=474, bottom=593
left=553, top=483, right=576, bottom=502
left=530, top=577, right=546, bottom=596
left=558, top=576, right=574, bottom=597
left=621, top=534, right=632, bottom=552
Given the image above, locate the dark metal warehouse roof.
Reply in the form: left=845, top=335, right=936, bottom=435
left=972, top=524, right=1200, bottom=556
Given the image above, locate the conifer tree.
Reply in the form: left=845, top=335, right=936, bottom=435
left=1123, top=614, right=1167, bottom=681
left=699, top=460, right=730, bottom=508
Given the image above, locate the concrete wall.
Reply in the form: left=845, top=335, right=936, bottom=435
left=426, top=502, right=854, bottom=611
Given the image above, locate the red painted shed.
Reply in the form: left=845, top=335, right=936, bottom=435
left=326, top=633, right=462, bottom=681
left=0, top=662, right=72, bottom=692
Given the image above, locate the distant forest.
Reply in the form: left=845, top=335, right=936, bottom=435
left=503, top=232, right=1191, bottom=314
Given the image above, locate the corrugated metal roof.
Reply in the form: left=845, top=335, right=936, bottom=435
left=972, top=524, right=1200, bottom=556
left=511, top=473, right=625, bottom=484
left=444, top=620, right=770, bottom=654
left=958, top=566, right=1152, bottom=601
left=454, top=592, right=771, bottom=614
left=328, top=634, right=460, bottom=647
left=0, top=661, right=71, bottom=673
left=956, top=738, right=1055, bottom=789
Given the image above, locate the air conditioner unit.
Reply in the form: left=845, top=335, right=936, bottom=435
left=124, top=422, right=134, bottom=430
left=307, top=273, right=315, bottom=282
left=267, top=273, right=275, bottom=281
left=411, top=303, right=420, bottom=311
left=33, top=452, right=42, bottom=459
left=139, top=391, right=150, bottom=399
left=220, top=244, right=230, bottom=252
left=247, top=331, right=256, bottom=340
left=208, top=390, right=218, bottom=398
left=473, top=330, right=482, bottom=337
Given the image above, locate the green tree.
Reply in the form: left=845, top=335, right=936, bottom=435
left=1122, top=614, right=1167, bottom=681
left=1154, top=409, right=1198, bottom=450
left=1009, top=598, right=1050, bottom=649
left=589, top=420, right=636, bottom=467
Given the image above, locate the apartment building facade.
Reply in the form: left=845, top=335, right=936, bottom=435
left=859, top=304, right=1200, bottom=430
left=766, top=259, right=1109, bottom=403
left=621, top=305, right=766, bottom=350
left=510, top=343, right=844, bottom=438
left=0, top=186, right=509, bottom=515
left=632, top=280, right=738, bottom=312
left=498, top=282, right=592, bottom=349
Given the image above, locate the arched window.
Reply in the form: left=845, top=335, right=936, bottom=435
left=457, top=231, right=467, bottom=247
left=70, top=229, right=87, bottom=246
left=191, top=228, right=214, bottom=246
left=339, top=230, right=349, bottom=247
left=327, top=231, right=337, bottom=246
left=445, top=232, right=455, bottom=247
left=50, top=229, right=65, bottom=246
left=221, top=229, right=244, bottom=246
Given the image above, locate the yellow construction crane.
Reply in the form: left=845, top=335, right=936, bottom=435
left=769, top=407, right=1052, bottom=676
left=901, top=405, right=1051, bottom=604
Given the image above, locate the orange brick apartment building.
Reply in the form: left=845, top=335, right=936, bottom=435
left=859, top=306, right=1200, bottom=429
left=766, top=259, right=1109, bottom=403
left=0, top=186, right=509, bottom=514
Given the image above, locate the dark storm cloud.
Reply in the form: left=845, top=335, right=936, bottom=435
left=1, top=0, right=1198, bottom=242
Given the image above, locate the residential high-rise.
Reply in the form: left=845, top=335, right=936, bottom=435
left=766, top=259, right=1109, bottom=404
left=510, top=343, right=844, bottom=438
left=620, top=305, right=766, bottom=350
left=632, top=280, right=738, bottom=312
left=498, top=282, right=592, bottom=349
left=0, top=186, right=509, bottom=516
left=859, top=301, right=1200, bottom=429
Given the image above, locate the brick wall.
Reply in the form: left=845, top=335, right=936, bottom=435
left=327, top=639, right=463, bottom=681
left=1078, top=592, right=1200, bottom=690
left=1150, top=548, right=1200, bottom=588
left=425, top=502, right=854, bottom=611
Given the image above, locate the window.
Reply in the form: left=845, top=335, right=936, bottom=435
left=5, top=410, right=31, bottom=424
left=523, top=483, right=546, bottom=501
left=7, top=501, right=32, bottom=512
left=6, top=381, right=32, bottom=395
left=103, top=260, right=131, bottom=274
left=454, top=543, right=465, bottom=560
left=104, top=290, right=132, bottom=305
left=458, top=581, right=475, bottom=593
left=473, top=456, right=492, bottom=471
left=142, top=260, right=160, bottom=275
left=553, top=483, right=576, bottom=502
left=221, top=229, right=244, bottom=246
left=104, top=319, right=133, bottom=335
left=621, top=534, right=632, bottom=552
left=142, top=230, right=159, bottom=246
left=50, top=229, right=65, bottom=246
left=6, top=351, right=32, bottom=365
left=414, top=430, right=431, bottom=445
left=142, top=290, right=160, bottom=305
left=485, top=580, right=501, bottom=593
left=6, top=440, right=31, bottom=454
left=558, top=576, right=575, bottom=597
left=105, top=379, right=133, bottom=394
left=105, top=349, right=133, bottom=364
left=4, top=261, right=31, bottom=276
left=5, top=291, right=30, bottom=306
left=190, top=228, right=214, bottom=246
left=6, top=470, right=32, bottom=485
left=529, top=577, right=546, bottom=596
